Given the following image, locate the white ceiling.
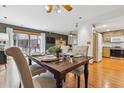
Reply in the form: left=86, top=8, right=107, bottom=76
left=95, top=15, right=124, bottom=32
left=0, top=5, right=124, bottom=34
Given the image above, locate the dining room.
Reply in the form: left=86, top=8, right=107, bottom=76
left=0, top=4, right=124, bottom=89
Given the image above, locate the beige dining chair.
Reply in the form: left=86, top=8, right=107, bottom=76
left=19, top=63, right=46, bottom=87
left=61, top=45, right=69, bottom=54
left=72, top=46, right=89, bottom=88
left=5, top=47, right=56, bottom=88
left=30, top=64, right=46, bottom=76
left=24, top=52, right=46, bottom=77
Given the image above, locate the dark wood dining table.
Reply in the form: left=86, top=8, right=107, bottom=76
left=28, top=55, right=92, bottom=88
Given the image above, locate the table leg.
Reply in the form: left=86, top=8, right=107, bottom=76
left=29, top=58, right=32, bottom=65
left=54, top=75, right=63, bottom=88
left=84, top=63, right=88, bottom=88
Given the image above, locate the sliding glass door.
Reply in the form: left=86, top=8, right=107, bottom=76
left=13, top=31, right=41, bottom=55
left=30, top=35, right=41, bottom=54
left=13, top=33, right=29, bottom=54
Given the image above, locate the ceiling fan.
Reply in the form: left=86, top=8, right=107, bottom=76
left=45, top=5, right=73, bottom=13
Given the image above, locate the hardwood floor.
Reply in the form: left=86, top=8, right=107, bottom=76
left=88, top=58, right=124, bottom=88
left=0, top=58, right=124, bottom=88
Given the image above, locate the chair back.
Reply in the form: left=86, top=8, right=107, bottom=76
left=72, top=46, right=89, bottom=56
left=5, top=47, right=34, bottom=88
left=61, top=45, right=69, bottom=54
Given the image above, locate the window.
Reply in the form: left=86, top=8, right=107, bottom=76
left=30, top=35, right=41, bottom=53
left=13, top=30, right=41, bottom=55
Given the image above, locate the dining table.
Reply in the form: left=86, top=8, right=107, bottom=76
left=28, top=55, right=92, bottom=88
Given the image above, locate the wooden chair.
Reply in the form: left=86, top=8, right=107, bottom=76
left=72, top=46, right=89, bottom=88
left=5, top=47, right=56, bottom=88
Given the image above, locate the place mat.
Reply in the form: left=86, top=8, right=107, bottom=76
left=37, top=55, right=58, bottom=62
left=31, top=53, right=45, bottom=57
left=74, top=55, right=83, bottom=58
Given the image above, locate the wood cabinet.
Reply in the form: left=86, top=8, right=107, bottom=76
left=103, top=33, right=111, bottom=42
left=102, top=30, right=124, bottom=43
left=103, top=47, right=110, bottom=58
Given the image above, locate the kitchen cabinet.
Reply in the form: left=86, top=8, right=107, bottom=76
left=103, top=34, right=111, bottom=42
left=102, top=30, right=124, bottom=43
left=103, top=47, right=110, bottom=58
left=111, top=36, right=124, bottom=42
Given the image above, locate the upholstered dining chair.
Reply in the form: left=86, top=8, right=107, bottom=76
left=72, top=46, right=89, bottom=88
left=20, top=52, right=46, bottom=87
left=29, top=64, right=46, bottom=76
left=24, top=52, right=46, bottom=77
left=5, top=47, right=56, bottom=88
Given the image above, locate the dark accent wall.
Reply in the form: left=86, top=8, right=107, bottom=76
left=0, top=23, right=46, bottom=33
left=46, top=32, right=68, bottom=49
left=0, top=23, right=68, bottom=49
left=0, top=23, right=6, bottom=33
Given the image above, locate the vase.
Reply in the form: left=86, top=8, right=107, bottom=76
left=56, top=52, right=60, bottom=58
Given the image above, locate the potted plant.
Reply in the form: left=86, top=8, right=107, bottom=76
left=47, top=46, right=62, bottom=58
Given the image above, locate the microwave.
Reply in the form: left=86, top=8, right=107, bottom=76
left=111, top=36, right=123, bottom=42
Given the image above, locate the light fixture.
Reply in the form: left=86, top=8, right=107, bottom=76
left=45, top=5, right=72, bottom=13
left=103, top=25, right=107, bottom=27
left=54, top=5, right=61, bottom=13
left=45, top=5, right=50, bottom=11
left=2, top=5, right=6, bottom=7
left=106, top=29, right=110, bottom=31
left=3, top=16, right=7, bottom=19
left=69, top=34, right=73, bottom=37
left=79, top=17, right=82, bottom=19
left=45, top=5, right=61, bottom=13
left=75, top=23, right=78, bottom=28
left=69, top=31, right=77, bottom=37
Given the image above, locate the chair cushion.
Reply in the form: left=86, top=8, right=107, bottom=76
left=72, top=66, right=84, bottom=76
left=33, top=71, right=56, bottom=88
left=30, top=64, right=46, bottom=76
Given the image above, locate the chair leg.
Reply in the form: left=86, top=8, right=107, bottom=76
left=5, top=64, right=7, bottom=69
left=63, top=75, right=66, bottom=82
left=19, top=82, right=21, bottom=88
left=74, top=74, right=76, bottom=79
left=77, top=76, right=80, bottom=88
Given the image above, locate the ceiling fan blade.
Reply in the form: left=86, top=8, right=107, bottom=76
left=62, top=5, right=72, bottom=11
left=46, top=5, right=53, bottom=13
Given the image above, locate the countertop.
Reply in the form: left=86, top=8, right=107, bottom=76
left=103, top=47, right=124, bottom=50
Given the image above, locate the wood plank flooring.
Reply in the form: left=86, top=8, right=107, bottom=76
left=0, top=58, right=124, bottom=88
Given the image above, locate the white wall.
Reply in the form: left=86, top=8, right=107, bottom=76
left=78, top=23, right=93, bottom=57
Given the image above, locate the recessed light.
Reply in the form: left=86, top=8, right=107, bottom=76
left=75, top=23, right=78, bottom=28
left=103, top=25, right=107, bottom=27
left=2, top=5, right=6, bottom=7
left=79, top=17, right=82, bottom=19
left=106, top=29, right=110, bottom=31
left=3, top=16, right=7, bottom=19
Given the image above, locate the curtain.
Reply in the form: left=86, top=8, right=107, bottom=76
left=6, top=27, right=14, bottom=47
left=40, top=33, right=46, bottom=54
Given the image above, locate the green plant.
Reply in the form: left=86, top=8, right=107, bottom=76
left=47, top=46, right=62, bottom=55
